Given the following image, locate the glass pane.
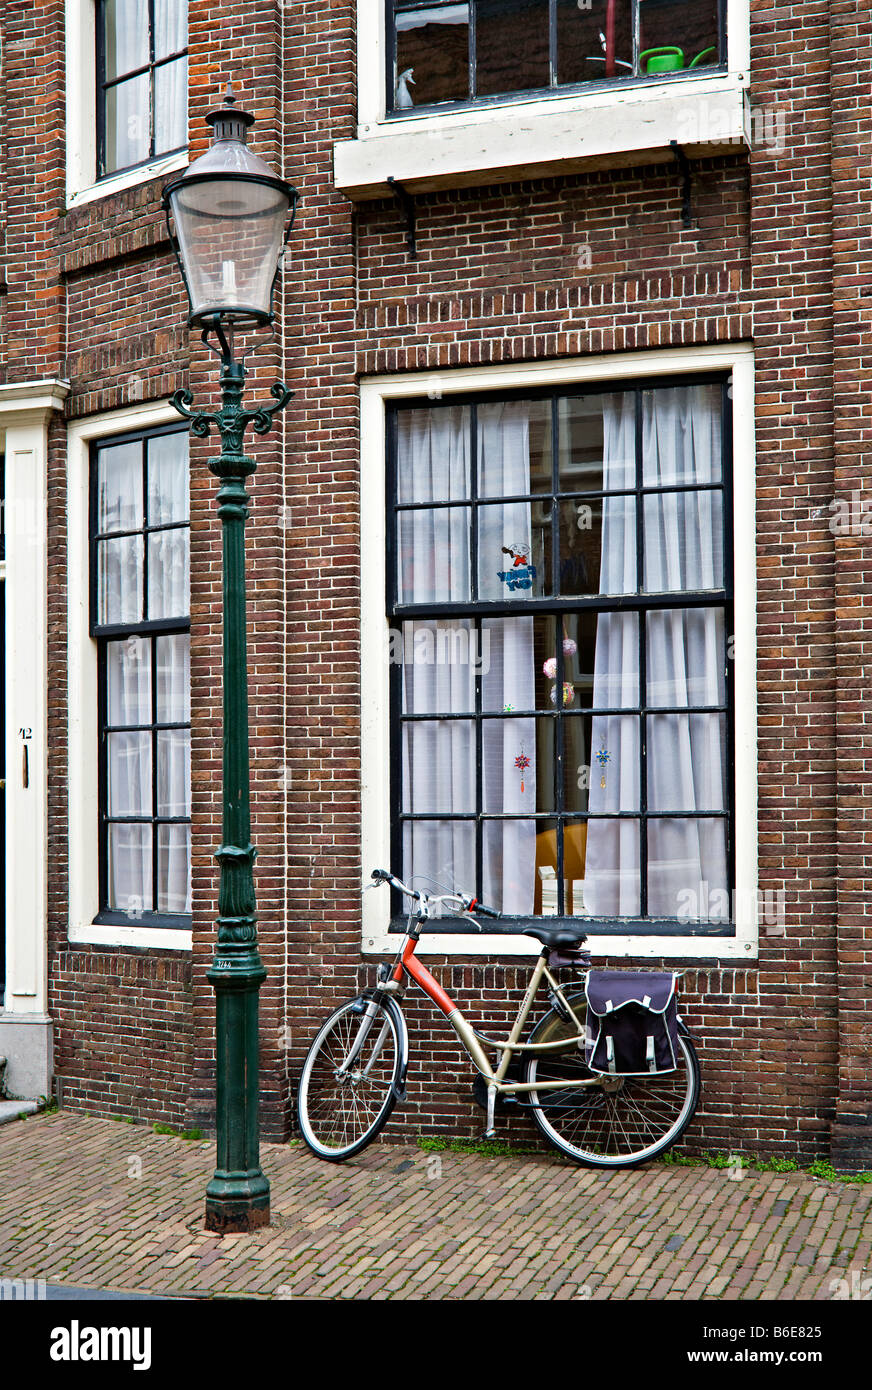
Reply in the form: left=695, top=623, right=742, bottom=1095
left=559, top=391, right=636, bottom=493
left=482, top=614, right=544, bottom=712
left=589, top=611, right=639, bottom=708
left=647, top=712, right=727, bottom=812
left=147, top=432, right=189, bottom=524
left=646, top=608, right=725, bottom=707
left=582, top=818, right=640, bottom=915
left=155, top=55, right=188, bottom=153
left=647, top=817, right=728, bottom=920
left=402, top=819, right=476, bottom=900
left=105, top=73, right=150, bottom=172
left=106, top=637, right=151, bottom=726
left=97, top=536, right=144, bottom=625
left=402, top=720, right=475, bottom=812
left=478, top=399, right=551, bottom=498
left=479, top=501, right=548, bottom=599
left=559, top=497, right=636, bottom=596
left=643, top=489, right=723, bottom=592
left=397, top=507, right=471, bottom=603
left=97, top=441, right=143, bottom=532
left=640, top=0, right=720, bottom=76
left=394, top=3, right=470, bottom=109
left=557, top=0, right=634, bottom=85
left=483, top=714, right=550, bottom=814
left=156, top=634, right=190, bottom=722
left=147, top=528, right=189, bottom=619
left=158, top=824, right=191, bottom=913
left=476, top=0, right=550, bottom=96
left=587, top=714, right=640, bottom=810
left=396, top=405, right=471, bottom=504
left=564, top=712, right=594, bottom=813
left=155, top=0, right=188, bottom=57
left=103, top=0, right=149, bottom=80
left=642, top=383, right=723, bottom=485
left=107, top=731, right=151, bottom=815
left=400, top=620, right=477, bottom=714
left=108, top=823, right=153, bottom=914
left=483, top=819, right=538, bottom=913
left=157, top=729, right=191, bottom=817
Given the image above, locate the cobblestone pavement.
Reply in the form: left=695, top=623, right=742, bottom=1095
left=1, top=1113, right=870, bottom=1300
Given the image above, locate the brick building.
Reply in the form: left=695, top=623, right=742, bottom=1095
left=0, top=0, right=869, bottom=1167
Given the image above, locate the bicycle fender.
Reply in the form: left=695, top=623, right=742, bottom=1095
left=358, top=989, right=410, bottom=1103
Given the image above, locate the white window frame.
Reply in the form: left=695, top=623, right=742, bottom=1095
left=335, top=0, right=750, bottom=197
left=67, top=402, right=192, bottom=951
left=65, top=0, right=188, bottom=209
left=360, top=343, right=757, bottom=960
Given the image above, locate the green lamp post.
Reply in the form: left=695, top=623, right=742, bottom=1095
left=162, top=84, right=298, bottom=1233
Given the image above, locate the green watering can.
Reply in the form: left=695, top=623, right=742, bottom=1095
left=640, top=45, right=717, bottom=74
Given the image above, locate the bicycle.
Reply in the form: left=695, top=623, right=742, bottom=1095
left=295, top=868, right=701, bottom=1168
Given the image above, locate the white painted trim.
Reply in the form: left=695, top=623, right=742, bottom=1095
left=360, top=344, right=757, bottom=961
left=340, top=0, right=750, bottom=196
left=65, top=0, right=187, bottom=207
left=66, top=401, right=192, bottom=954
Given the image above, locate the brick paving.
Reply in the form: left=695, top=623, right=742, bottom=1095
left=0, top=1113, right=870, bottom=1300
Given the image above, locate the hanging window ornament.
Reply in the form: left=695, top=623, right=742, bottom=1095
left=503, top=702, right=515, bottom=713
left=498, top=543, right=537, bottom=593
left=543, top=657, right=558, bottom=679
left=596, top=747, right=611, bottom=789
left=514, top=750, right=531, bottom=795
left=562, top=636, right=577, bottom=657
left=549, top=682, right=575, bottom=706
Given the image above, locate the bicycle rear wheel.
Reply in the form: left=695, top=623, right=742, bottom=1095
left=524, top=1012, right=700, bottom=1168
left=296, top=997, right=404, bottom=1161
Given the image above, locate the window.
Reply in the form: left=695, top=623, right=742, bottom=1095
left=96, top=0, right=188, bottom=179
left=90, top=426, right=191, bottom=924
left=387, top=377, right=732, bottom=929
left=388, top=0, right=725, bottom=113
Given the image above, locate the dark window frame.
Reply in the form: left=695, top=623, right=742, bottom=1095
left=386, top=0, right=728, bottom=117
left=89, top=423, right=191, bottom=928
left=386, top=372, right=735, bottom=937
left=96, top=0, right=188, bottom=181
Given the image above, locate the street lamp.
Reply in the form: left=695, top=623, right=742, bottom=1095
left=163, top=83, right=298, bottom=1234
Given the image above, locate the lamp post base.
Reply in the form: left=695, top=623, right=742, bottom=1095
left=205, top=1171, right=271, bottom=1233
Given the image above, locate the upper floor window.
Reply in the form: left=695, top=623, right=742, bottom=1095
left=388, top=378, right=732, bottom=928
left=96, top=0, right=188, bottom=178
left=388, top=0, right=725, bottom=114
left=90, top=426, right=191, bottom=924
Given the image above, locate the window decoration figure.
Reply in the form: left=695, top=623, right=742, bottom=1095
left=596, top=746, right=611, bottom=789
left=498, top=543, right=536, bottom=592
left=514, top=750, right=531, bottom=795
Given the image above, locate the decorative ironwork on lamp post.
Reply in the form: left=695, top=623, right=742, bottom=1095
left=162, top=83, right=298, bottom=1233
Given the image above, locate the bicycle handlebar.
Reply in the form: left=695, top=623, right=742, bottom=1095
left=369, top=868, right=499, bottom=920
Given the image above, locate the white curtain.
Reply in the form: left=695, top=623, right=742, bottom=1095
left=107, top=638, right=152, bottom=913
left=585, top=384, right=726, bottom=917
left=399, top=403, right=536, bottom=910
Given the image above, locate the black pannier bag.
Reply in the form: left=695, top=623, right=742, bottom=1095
left=584, top=970, right=680, bottom=1076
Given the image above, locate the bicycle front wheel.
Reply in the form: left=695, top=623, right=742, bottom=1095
left=296, top=997, right=404, bottom=1161
left=524, top=1019, right=700, bottom=1168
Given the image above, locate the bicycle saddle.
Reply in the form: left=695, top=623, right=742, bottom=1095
left=521, top=924, right=588, bottom=949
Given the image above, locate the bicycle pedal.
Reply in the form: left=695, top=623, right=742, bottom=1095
left=482, top=1128, right=498, bottom=1141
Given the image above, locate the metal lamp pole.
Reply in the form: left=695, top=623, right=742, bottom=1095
left=163, top=86, right=298, bottom=1233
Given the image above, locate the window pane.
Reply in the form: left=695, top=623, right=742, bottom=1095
left=559, top=497, right=636, bottom=596
left=479, top=502, right=547, bottom=599
left=156, top=634, right=190, bottom=722
left=108, top=823, right=153, bottom=914
left=394, top=3, right=470, bottom=109
left=557, top=0, right=634, bottom=85
left=483, top=819, right=538, bottom=913
left=154, top=0, right=187, bottom=57
left=563, top=712, right=595, bottom=813
left=558, top=392, right=634, bottom=493
left=639, top=0, right=720, bottom=76
left=107, top=731, right=151, bottom=815
left=582, top=818, right=641, bottom=915
left=482, top=715, right=549, bottom=813
left=647, top=713, right=727, bottom=812
left=106, top=637, right=151, bottom=726
left=642, top=383, right=722, bottom=485
left=105, top=73, right=150, bottom=172
left=590, top=612, right=639, bottom=708
left=478, top=399, right=551, bottom=498
left=647, top=818, right=728, bottom=919
left=147, top=432, right=189, bottom=524
left=396, top=405, right=471, bottom=503
left=402, top=720, right=475, bottom=812
left=476, top=0, right=550, bottom=96
left=397, top=507, right=471, bottom=603
left=402, top=819, right=475, bottom=899
left=646, top=608, right=725, bottom=707
left=98, top=441, right=142, bottom=533
left=643, top=489, right=723, bottom=592
left=155, top=55, right=187, bottom=153
left=587, top=715, right=640, bottom=810
left=103, top=0, right=149, bottom=81
left=147, top=528, right=189, bottom=619
left=97, top=536, right=144, bottom=625
left=157, top=729, right=190, bottom=817
left=158, top=824, right=191, bottom=913
left=400, top=620, right=477, bottom=714
left=482, top=614, right=541, bottom=711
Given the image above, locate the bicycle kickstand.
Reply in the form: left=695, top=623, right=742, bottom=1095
left=483, top=1082, right=498, bottom=1140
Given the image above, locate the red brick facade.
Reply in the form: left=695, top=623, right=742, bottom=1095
left=1, top=1, right=869, bottom=1167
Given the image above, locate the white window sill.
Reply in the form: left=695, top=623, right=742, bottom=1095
left=335, top=73, right=748, bottom=200
left=66, top=150, right=188, bottom=211
left=67, top=923, right=192, bottom=952
left=362, top=932, right=756, bottom=961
